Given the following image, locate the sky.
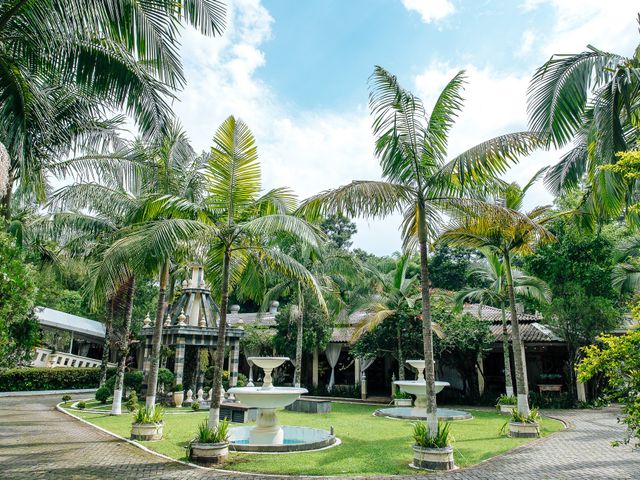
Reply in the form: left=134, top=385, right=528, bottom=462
left=172, top=0, right=640, bottom=256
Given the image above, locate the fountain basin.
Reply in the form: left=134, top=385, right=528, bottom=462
left=395, top=380, right=449, bottom=397
left=229, top=386, right=308, bottom=409
left=374, top=406, right=472, bottom=421
left=229, top=425, right=338, bottom=453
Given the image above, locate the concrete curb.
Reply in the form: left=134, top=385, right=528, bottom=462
left=0, top=388, right=97, bottom=397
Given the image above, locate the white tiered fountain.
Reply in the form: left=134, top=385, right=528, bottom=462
left=228, top=357, right=338, bottom=452
left=374, top=359, right=472, bottom=421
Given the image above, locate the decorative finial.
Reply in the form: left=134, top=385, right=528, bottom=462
left=164, top=313, right=171, bottom=327
left=181, top=279, right=188, bottom=289
left=178, top=309, right=187, bottom=326
left=143, top=313, right=151, bottom=328
left=236, top=317, right=244, bottom=330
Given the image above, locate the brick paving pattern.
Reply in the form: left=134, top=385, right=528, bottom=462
left=0, top=395, right=638, bottom=479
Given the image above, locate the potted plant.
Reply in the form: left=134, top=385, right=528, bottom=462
left=173, top=384, right=184, bottom=408
left=189, top=418, right=230, bottom=465
left=131, top=406, right=164, bottom=441
left=393, top=387, right=413, bottom=407
left=412, top=421, right=454, bottom=471
left=496, top=394, right=517, bottom=415
left=506, top=408, right=540, bottom=438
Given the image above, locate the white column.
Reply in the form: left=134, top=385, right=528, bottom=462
left=354, top=357, right=361, bottom=385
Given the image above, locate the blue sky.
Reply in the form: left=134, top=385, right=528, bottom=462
left=175, top=0, right=639, bottom=256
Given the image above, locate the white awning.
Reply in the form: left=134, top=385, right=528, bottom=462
left=35, top=307, right=106, bottom=340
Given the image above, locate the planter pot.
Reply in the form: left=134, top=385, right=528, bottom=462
left=412, top=445, right=455, bottom=471
left=173, top=391, right=184, bottom=408
left=499, top=404, right=516, bottom=415
left=509, top=421, right=540, bottom=438
left=131, top=422, right=163, bottom=441
left=190, top=442, right=229, bottom=465
left=394, top=398, right=413, bottom=407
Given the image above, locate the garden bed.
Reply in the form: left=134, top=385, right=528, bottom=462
left=66, top=401, right=563, bottom=476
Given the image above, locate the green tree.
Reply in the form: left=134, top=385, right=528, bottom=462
left=528, top=24, right=640, bottom=226
left=302, top=67, right=541, bottom=433
left=0, top=229, right=39, bottom=366
left=320, top=214, right=357, bottom=250
left=428, top=245, right=472, bottom=291
left=578, top=329, right=640, bottom=447
left=456, top=249, right=551, bottom=397
left=440, top=206, right=554, bottom=416
left=0, top=0, right=226, bottom=217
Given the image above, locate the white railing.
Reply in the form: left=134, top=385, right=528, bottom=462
left=31, top=347, right=116, bottom=369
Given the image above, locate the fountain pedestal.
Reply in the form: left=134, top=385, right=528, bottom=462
left=251, top=408, right=284, bottom=444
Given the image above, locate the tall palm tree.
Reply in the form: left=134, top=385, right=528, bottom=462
left=301, top=66, right=542, bottom=433
left=0, top=0, right=226, bottom=217
left=350, top=254, right=420, bottom=381
left=440, top=206, right=554, bottom=415
left=456, top=248, right=551, bottom=396
left=527, top=22, right=640, bottom=226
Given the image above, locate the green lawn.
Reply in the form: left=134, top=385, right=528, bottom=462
left=68, top=401, right=563, bottom=476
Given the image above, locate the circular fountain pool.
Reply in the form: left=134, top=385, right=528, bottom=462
left=229, top=425, right=338, bottom=453
left=374, top=406, right=472, bottom=420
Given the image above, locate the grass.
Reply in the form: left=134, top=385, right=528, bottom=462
left=69, top=402, right=563, bottom=476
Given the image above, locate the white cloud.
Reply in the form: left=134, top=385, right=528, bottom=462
left=400, top=0, right=455, bottom=24
left=517, top=30, right=536, bottom=57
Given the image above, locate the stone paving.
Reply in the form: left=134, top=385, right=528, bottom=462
left=0, top=395, right=638, bottom=479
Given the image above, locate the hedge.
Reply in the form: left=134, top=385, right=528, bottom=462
left=0, top=367, right=116, bottom=392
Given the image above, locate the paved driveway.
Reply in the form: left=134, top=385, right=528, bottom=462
left=0, top=395, right=637, bottom=479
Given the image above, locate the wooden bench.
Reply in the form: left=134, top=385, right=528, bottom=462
left=538, top=384, right=563, bottom=394
left=285, top=398, right=331, bottom=414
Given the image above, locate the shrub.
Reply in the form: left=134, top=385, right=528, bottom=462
left=529, top=391, right=574, bottom=409
left=174, top=383, right=183, bottom=392
left=95, top=386, right=110, bottom=404
left=195, top=418, right=229, bottom=444
left=192, top=401, right=200, bottom=411
left=76, top=401, right=86, bottom=409
left=511, top=407, right=539, bottom=424
left=62, top=394, right=72, bottom=402
left=126, top=391, right=138, bottom=412
left=0, top=367, right=116, bottom=391
left=413, top=421, right=451, bottom=448
left=305, top=383, right=361, bottom=398
left=133, top=406, right=164, bottom=424
left=393, top=387, right=411, bottom=399
left=157, top=368, right=175, bottom=390
left=496, top=394, right=517, bottom=406
left=124, top=370, right=144, bottom=393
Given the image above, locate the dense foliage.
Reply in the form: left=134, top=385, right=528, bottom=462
left=0, top=367, right=115, bottom=391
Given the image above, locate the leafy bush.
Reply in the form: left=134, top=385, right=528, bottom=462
left=538, top=373, right=563, bottom=383
left=133, top=406, right=164, bottom=424
left=393, top=387, right=411, bottom=399
left=206, top=368, right=248, bottom=390
left=195, top=418, right=229, bottom=444
left=124, top=371, right=144, bottom=393
left=305, top=383, right=361, bottom=398
left=62, top=394, right=72, bottom=402
left=496, top=394, right=517, bottom=406
left=511, top=407, right=539, bottom=424
left=413, top=421, right=451, bottom=448
left=529, top=391, right=574, bottom=409
left=95, top=386, right=110, bottom=404
left=174, top=383, right=183, bottom=392
left=126, top=391, right=138, bottom=412
left=76, top=401, right=86, bottom=409
left=0, top=367, right=115, bottom=391
left=157, top=368, right=175, bottom=390
left=191, top=401, right=200, bottom=411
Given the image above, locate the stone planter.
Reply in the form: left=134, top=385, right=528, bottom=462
left=412, top=445, right=455, bottom=471
left=173, top=391, right=184, bottom=408
left=499, top=404, right=516, bottom=415
left=190, top=442, right=229, bottom=465
left=131, top=422, right=163, bottom=441
left=509, top=421, right=540, bottom=438
left=394, top=398, right=413, bottom=407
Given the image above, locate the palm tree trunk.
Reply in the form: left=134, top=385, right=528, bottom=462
left=145, top=259, right=170, bottom=409
left=99, top=296, right=115, bottom=386
left=0, top=165, right=12, bottom=220
left=500, top=303, right=514, bottom=397
left=209, top=248, right=231, bottom=428
left=417, top=201, right=438, bottom=435
left=293, top=286, right=304, bottom=388
left=503, top=252, right=530, bottom=416
left=396, top=322, right=405, bottom=381
left=112, top=277, right=135, bottom=415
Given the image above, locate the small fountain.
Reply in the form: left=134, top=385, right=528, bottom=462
left=374, top=359, right=472, bottom=421
left=228, top=357, right=338, bottom=452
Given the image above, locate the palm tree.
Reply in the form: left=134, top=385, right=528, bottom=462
left=456, top=248, right=551, bottom=396
left=0, top=0, right=226, bottom=217
left=439, top=206, right=554, bottom=415
left=301, top=66, right=542, bottom=433
left=350, top=254, right=420, bottom=381
left=527, top=21, right=640, bottom=225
